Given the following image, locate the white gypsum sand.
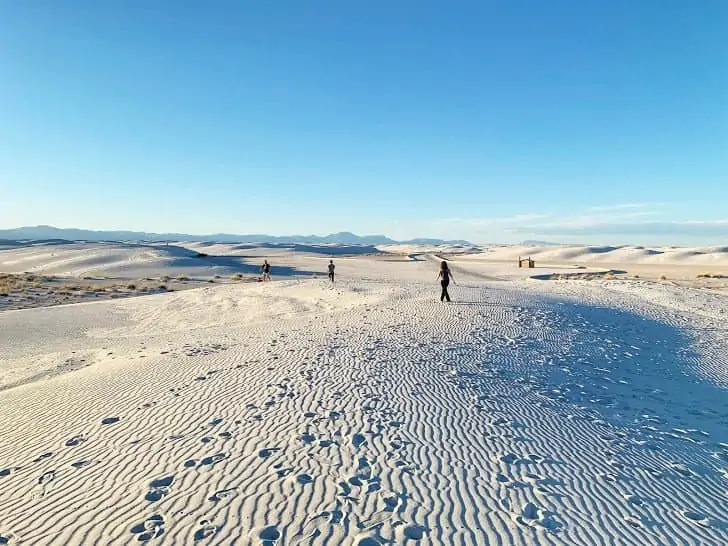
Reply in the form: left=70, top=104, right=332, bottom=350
left=0, top=244, right=727, bottom=545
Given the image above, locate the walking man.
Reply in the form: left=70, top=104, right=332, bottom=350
left=261, top=260, right=271, bottom=281
left=328, top=259, right=335, bottom=283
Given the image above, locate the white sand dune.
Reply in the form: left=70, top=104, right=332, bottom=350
left=1, top=246, right=728, bottom=545
left=473, top=244, right=728, bottom=267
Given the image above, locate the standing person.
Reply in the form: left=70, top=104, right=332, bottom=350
left=327, top=259, right=335, bottom=283
left=437, top=260, right=455, bottom=302
left=261, top=260, right=271, bottom=281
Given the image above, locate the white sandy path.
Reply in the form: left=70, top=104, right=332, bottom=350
left=1, top=268, right=727, bottom=545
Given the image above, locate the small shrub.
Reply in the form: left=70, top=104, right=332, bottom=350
left=0, top=292, right=8, bottom=297
left=208, top=279, right=215, bottom=283
left=697, top=273, right=723, bottom=279
left=158, top=285, right=167, bottom=291
left=127, top=283, right=137, bottom=290
left=195, top=252, right=208, bottom=258
left=214, top=275, right=221, bottom=279
left=231, top=273, right=244, bottom=281
left=659, top=274, right=667, bottom=280
left=177, top=276, right=189, bottom=281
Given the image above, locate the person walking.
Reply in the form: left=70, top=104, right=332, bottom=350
left=437, top=260, right=454, bottom=302
left=261, top=260, right=271, bottom=281
left=327, top=259, right=335, bottom=283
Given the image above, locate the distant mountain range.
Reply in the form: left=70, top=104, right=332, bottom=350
left=0, top=226, right=472, bottom=246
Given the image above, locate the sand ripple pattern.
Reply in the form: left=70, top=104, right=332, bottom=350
left=1, top=279, right=727, bottom=545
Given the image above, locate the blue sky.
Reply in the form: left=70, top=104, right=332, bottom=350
left=1, top=1, right=726, bottom=244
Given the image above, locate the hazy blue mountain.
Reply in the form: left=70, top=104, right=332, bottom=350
left=0, top=226, right=472, bottom=246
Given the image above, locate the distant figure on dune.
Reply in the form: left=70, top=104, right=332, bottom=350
left=437, top=260, right=455, bottom=302
left=328, top=260, right=335, bottom=283
left=261, top=260, right=271, bottom=281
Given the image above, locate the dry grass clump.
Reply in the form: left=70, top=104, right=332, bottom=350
left=603, top=273, right=616, bottom=280
left=0, top=274, right=21, bottom=295
left=126, top=283, right=137, bottom=290
left=231, top=273, right=245, bottom=281
left=697, top=273, right=725, bottom=279
left=177, top=275, right=190, bottom=281
left=659, top=274, right=668, bottom=280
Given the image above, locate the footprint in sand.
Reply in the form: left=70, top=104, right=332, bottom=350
left=516, top=502, right=561, bottom=531
left=299, top=433, right=316, bottom=445
left=193, top=520, right=220, bottom=541
left=624, top=515, right=647, bottom=529
left=65, top=435, right=86, bottom=447
left=145, top=476, right=174, bottom=502
left=38, top=470, right=55, bottom=485
left=670, top=463, right=695, bottom=478
left=499, top=454, right=519, bottom=465
left=403, top=524, right=426, bottom=540
left=357, top=538, right=382, bottom=546
left=259, top=448, right=281, bottom=459
left=680, top=510, right=711, bottom=527
left=273, top=464, right=293, bottom=479
left=33, top=452, right=53, bottom=463
left=71, top=460, right=96, bottom=469
left=131, top=514, right=165, bottom=542
left=208, top=488, right=237, bottom=502
left=624, top=494, right=645, bottom=506
left=0, top=469, right=11, bottom=477
left=258, top=525, right=281, bottom=545
left=200, top=453, right=228, bottom=466
left=101, top=417, right=120, bottom=425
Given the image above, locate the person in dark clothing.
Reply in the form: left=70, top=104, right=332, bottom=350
left=261, top=260, right=271, bottom=281
left=327, top=260, right=335, bottom=283
left=437, top=260, right=455, bottom=302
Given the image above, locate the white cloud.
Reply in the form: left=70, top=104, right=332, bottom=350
left=584, top=202, right=663, bottom=213
left=430, top=202, right=728, bottom=244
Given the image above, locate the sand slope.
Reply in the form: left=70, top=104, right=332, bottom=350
left=474, top=244, right=728, bottom=267
left=1, top=259, right=727, bottom=545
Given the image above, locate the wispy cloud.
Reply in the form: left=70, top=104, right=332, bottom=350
left=584, top=202, right=663, bottom=213
left=435, top=202, right=664, bottom=231
left=432, top=202, right=728, bottom=243
left=434, top=214, right=552, bottom=227
left=510, top=220, right=728, bottom=238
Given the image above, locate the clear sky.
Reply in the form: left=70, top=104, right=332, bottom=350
left=1, top=1, right=727, bottom=244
